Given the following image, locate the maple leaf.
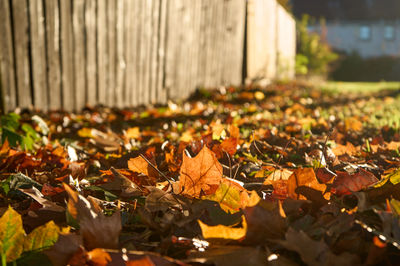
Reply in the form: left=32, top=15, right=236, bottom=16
left=202, top=178, right=260, bottom=213
left=331, top=169, right=378, bottom=195
left=63, top=184, right=122, bottom=250
left=0, top=207, right=25, bottom=262
left=287, top=168, right=329, bottom=200
left=198, top=215, right=247, bottom=240
left=178, top=146, right=223, bottom=197
left=128, top=156, right=159, bottom=181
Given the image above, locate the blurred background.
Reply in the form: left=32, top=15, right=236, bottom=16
left=291, top=0, right=400, bottom=82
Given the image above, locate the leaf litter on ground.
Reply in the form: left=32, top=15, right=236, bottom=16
left=1, top=82, right=400, bottom=265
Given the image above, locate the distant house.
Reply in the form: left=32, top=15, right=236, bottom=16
left=292, top=0, right=400, bottom=58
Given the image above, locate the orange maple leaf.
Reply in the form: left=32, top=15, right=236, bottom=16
left=178, top=146, right=223, bottom=197
left=128, top=156, right=159, bottom=181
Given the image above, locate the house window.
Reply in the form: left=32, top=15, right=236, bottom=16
left=384, top=26, right=395, bottom=40
left=359, top=26, right=371, bottom=40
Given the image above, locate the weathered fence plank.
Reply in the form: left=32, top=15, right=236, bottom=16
left=85, top=0, right=97, bottom=106
left=29, top=0, right=48, bottom=110
left=73, top=0, right=86, bottom=110
left=97, top=0, right=107, bottom=105
left=12, top=0, right=32, bottom=108
left=107, top=0, right=116, bottom=107
left=0, top=0, right=17, bottom=111
left=60, top=0, right=74, bottom=111
left=44, top=0, right=61, bottom=110
left=115, top=0, right=126, bottom=108
left=124, top=0, right=135, bottom=106
left=156, top=0, right=168, bottom=104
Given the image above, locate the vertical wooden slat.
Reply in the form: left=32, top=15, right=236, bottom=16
left=134, top=0, right=143, bottom=105
left=124, top=0, right=134, bottom=106
left=44, top=0, right=61, bottom=110
left=85, top=0, right=97, bottom=106
left=97, top=0, right=107, bottom=105
left=223, top=0, right=246, bottom=86
left=73, top=0, right=86, bottom=110
left=205, top=0, right=215, bottom=88
left=156, top=0, right=168, bottom=104
left=106, top=0, right=116, bottom=107
left=189, top=0, right=201, bottom=93
left=149, top=0, right=160, bottom=104
left=197, top=0, right=208, bottom=88
left=12, top=0, right=32, bottom=108
left=0, top=0, right=17, bottom=112
left=60, top=0, right=74, bottom=111
left=164, top=0, right=175, bottom=100
left=29, top=0, right=48, bottom=111
left=142, top=0, right=152, bottom=105
left=115, top=0, right=125, bottom=108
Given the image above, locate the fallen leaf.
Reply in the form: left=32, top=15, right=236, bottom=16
left=332, top=142, right=358, bottom=156
left=98, top=167, right=142, bottom=198
left=243, top=202, right=287, bottom=243
left=44, top=233, right=83, bottom=266
left=23, top=220, right=60, bottom=252
left=202, top=178, right=260, bottom=213
left=63, top=184, right=122, bottom=250
left=178, top=146, right=223, bottom=197
left=19, top=187, right=65, bottom=212
left=128, top=156, right=159, bottom=180
left=276, top=228, right=359, bottom=266
left=86, top=248, right=112, bottom=266
left=126, top=256, right=155, bottom=266
left=331, top=169, right=379, bottom=195
left=0, top=207, right=25, bottom=262
left=287, top=168, right=328, bottom=200
left=125, top=127, right=140, bottom=139
left=198, top=215, right=247, bottom=240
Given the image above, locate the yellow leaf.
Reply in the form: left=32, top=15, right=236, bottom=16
left=0, top=206, right=25, bottom=262
left=203, top=179, right=260, bottom=213
left=179, top=130, right=193, bottom=142
left=24, top=221, right=60, bottom=252
left=254, top=91, right=265, bottom=100
left=198, top=216, right=247, bottom=240
left=125, top=127, right=140, bottom=139
left=77, top=128, right=93, bottom=138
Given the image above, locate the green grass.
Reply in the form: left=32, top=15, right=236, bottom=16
left=322, top=81, right=400, bottom=94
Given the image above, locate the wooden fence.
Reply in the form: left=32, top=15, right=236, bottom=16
left=246, top=0, right=296, bottom=82
left=0, top=0, right=294, bottom=112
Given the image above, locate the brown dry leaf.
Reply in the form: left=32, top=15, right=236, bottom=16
left=178, top=146, right=223, bottom=198
left=99, top=167, right=142, bottom=198
left=263, top=169, right=293, bottom=185
left=220, top=137, right=238, bottom=156
left=387, top=141, right=400, bottom=151
left=126, top=256, right=155, bottom=266
left=128, top=156, right=159, bottom=180
left=198, top=215, right=247, bottom=240
left=287, top=168, right=328, bottom=200
left=277, top=228, right=359, bottom=266
left=44, top=233, right=83, bottom=266
left=87, top=248, right=112, bottom=266
left=125, top=127, right=140, bottom=140
left=63, top=183, right=122, bottom=250
left=243, top=202, right=287, bottom=243
left=344, top=117, right=363, bottom=132
left=332, top=142, right=358, bottom=156
left=19, top=187, right=65, bottom=212
left=331, top=169, right=379, bottom=196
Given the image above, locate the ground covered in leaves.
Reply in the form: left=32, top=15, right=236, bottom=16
left=2, top=83, right=400, bottom=265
